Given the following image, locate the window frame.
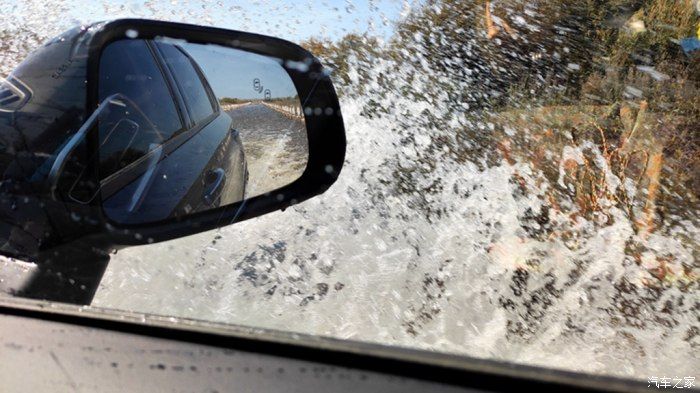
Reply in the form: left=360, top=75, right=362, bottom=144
left=145, top=40, right=192, bottom=131
left=177, top=44, right=221, bottom=116
left=152, top=41, right=218, bottom=129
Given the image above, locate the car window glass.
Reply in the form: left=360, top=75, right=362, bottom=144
left=1, top=0, right=698, bottom=385
left=98, top=39, right=182, bottom=180
left=156, top=42, right=215, bottom=124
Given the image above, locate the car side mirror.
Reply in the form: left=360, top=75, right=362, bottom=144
left=0, top=19, right=345, bottom=302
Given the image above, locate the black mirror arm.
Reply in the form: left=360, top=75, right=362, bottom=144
left=16, top=242, right=111, bottom=305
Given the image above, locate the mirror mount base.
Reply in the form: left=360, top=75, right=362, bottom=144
left=16, top=243, right=111, bottom=305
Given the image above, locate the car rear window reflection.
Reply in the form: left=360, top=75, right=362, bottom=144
left=98, top=40, right=183, bottom=179
left=156, top=42, right=216, bottom=125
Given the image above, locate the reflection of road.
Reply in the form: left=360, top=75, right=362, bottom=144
left=226, top=103, right=307, bottom=198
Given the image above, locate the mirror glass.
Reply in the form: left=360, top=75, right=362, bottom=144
left=96, top=38, right=308, bottom=224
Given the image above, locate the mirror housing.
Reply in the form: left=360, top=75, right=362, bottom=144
left=0, top=19, right=346, bottom=261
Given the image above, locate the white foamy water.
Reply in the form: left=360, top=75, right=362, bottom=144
left=94, top=89, right=698, bottom=379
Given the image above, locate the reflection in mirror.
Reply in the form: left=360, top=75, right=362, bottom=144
left=96, top=38, right=308, bottom=225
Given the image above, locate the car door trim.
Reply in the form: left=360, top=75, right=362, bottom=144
left=99, top=111, right=219, bottom=200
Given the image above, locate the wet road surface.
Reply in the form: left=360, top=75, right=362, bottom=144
left=225, top=103, right=307, bottom=198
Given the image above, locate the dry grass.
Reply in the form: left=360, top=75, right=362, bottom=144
left=638, top=152, right=663, bottom=237
left=487, top=0, right=700, bottom=283
left=490, top=95, right=698, bottom=287
left=493, top=100, right=696, bottom=217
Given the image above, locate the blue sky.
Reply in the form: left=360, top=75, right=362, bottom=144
left=4, top=0, right=416, bottom=43
left=181, top=42, right=298, bottom=100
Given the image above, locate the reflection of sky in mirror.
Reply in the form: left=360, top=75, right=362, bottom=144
left=180, top=43, right=298, bottom=101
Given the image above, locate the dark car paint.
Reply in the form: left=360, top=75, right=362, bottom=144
left=100, top=39, right=247, bottom=224
left=103, top=112, right=244, bottom=224
left=0, top=26, right=94, bottom=260
left=0, top=25, right=250, bottom=258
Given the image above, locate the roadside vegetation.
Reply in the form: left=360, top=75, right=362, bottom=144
left=302, top=0, right=698, bottom=340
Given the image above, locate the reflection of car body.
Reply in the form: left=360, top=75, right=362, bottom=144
left=98, top=39, right=247, bottom=224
